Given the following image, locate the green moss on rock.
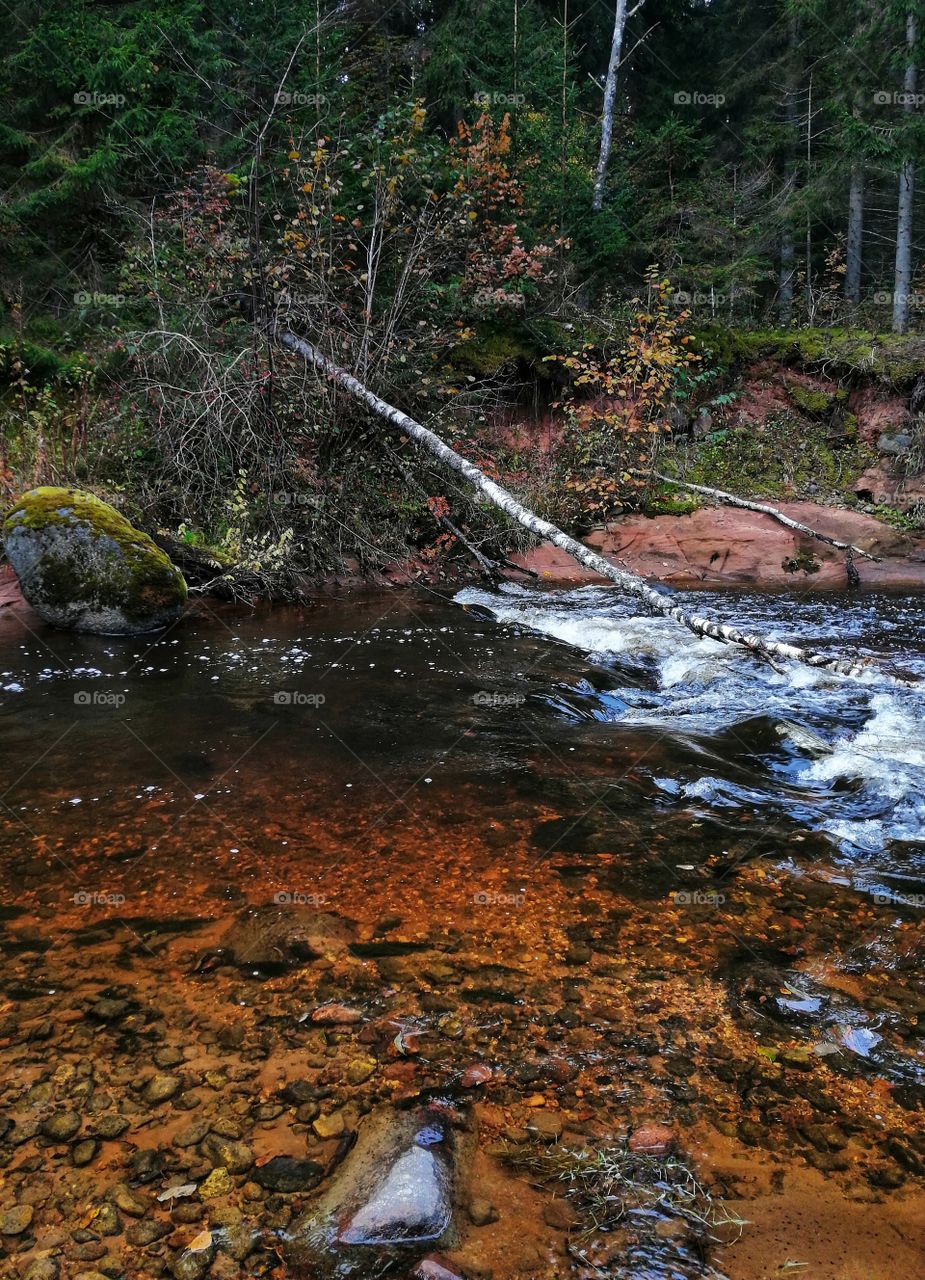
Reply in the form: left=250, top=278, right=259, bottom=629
left=665, top=414, right=875, bottom=504
left=693, top=325, right=925, bottom=387
left=641, top=489, right=703, bottom=517
left=452, top=321, right=560, bottom=379
left=788, top=384, right=833, bottom=416
left=3, top=487, right=187, bottom=634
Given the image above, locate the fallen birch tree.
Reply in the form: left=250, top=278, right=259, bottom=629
left=277, top=327, right=885, bottom=681
left=648, top=473, right=880, bottom=562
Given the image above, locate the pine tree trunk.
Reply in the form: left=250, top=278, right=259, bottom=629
left=277, top=327, right=878, bottom=680
left=893, top=11, right=918, bottom=335
left=779, top=225, right=795, bottom=325
left=845, top=164, right=864, bottom=304
left=778, top=16, right=799, bottom=326
left=592, top=0, right=630, bottom=212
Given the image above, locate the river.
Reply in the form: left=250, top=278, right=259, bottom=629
left=1, top=583, right=923, bottom=1279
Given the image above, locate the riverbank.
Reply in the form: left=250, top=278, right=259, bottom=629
left=6, top=498, right=925, bottom=615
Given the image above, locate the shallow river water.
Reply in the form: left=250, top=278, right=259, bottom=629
left=1, top=583, right=924, bottom=1280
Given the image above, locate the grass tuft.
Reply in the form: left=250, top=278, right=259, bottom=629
left=502, top=1141, right=748, bottom=1245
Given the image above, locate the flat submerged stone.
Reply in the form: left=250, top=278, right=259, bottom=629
left=218, top=904, right=353, bottom=973
left=284, top=1102, right=474, bottom=1276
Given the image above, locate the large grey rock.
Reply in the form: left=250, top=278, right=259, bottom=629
left=340, top=1143, right=449, bottom=1245
left=878, top=431, right=913, bottom=457
left=3, top=486, right=187, bottom=634
left=285, top=1103, right=474, bottom=1276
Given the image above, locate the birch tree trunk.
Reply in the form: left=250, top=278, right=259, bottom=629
left=278, top=328, right=874, bottom=680
left=894, top=161, right=916, bottom=333
left=591, top=0, right=633, bottom=212
left=893, top=11, right=918, bottom=335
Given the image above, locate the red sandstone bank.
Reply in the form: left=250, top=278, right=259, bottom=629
left=512, top=502, right=925, bottom=591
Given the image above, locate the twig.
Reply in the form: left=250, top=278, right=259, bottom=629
left=383, top=443, right=537, bottom=583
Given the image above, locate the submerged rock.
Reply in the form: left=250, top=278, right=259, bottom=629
left=41, top=1109, right=81, bottom=1141
left=774, top=720, right=832, bottom=758
left=3, top=487, right=187, bottom=634
left=285, top=1102, right=474, bottom=1276
left=216, top=904, right=352, bottom=974
left=144, top=1073, right=181, bottom=1105
left=312, top=1111, right=346, bottom=1140
left=525, top=1110, right=563, bottom=1143
left=253, top=1156, right=324, bottom=1193
left=628, top=1124, right=675, bottom=1156
left=199, top=1167, right=234, bottom=1199
left=459, top=1063, right=492, bottom=1089
left=0, top=1203, right=34, bottom=1235
left=412, top=1256, right=466, bottom=1280
left=201, top=1134, right=254, bottom=1175
left=23, top=1260, right=58, bottom=1280
left=311, top=1002, right=364, bottom=1025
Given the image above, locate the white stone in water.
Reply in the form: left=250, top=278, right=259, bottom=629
left=284, top=1103, right=474, bottom=1272
left=339, top=1144, right=451, bottom=1245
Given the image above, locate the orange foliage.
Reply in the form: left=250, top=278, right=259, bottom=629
left=552, top=270, right=700, bottom=521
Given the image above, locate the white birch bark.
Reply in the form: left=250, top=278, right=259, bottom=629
left=894, top=162, right=916, bottom=334
left=591, top=0, right=643, bottom=212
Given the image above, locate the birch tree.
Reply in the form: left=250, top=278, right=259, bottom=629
left=591, top=0, right=645, bottom=212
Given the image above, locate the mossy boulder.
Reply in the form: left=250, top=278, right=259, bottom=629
left=3, top=487, right=187, bottom=634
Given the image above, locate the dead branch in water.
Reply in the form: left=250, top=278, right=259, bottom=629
left=275, top=326, right=907, bottom=683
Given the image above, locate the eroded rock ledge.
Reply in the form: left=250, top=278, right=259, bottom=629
left=513, top=502, right=925, bottom=591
